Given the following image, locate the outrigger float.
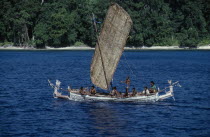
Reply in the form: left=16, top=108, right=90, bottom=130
left=48, top=3, right=181, bottom=102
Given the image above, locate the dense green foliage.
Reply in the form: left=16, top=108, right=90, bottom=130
left=0, top=0, right=209, bottom=48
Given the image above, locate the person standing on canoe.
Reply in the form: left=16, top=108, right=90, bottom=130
left=121, top=76, right=131, bottom=90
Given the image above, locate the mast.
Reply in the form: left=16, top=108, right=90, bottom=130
left=92, top=13, right=110, bottom=90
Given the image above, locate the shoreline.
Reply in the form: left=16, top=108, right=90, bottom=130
left=0, top=45, right=210, bottom=51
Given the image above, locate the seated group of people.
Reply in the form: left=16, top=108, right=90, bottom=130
left=110, top=87, right=136, bottom=98
left=79, top=86, right=96, bottom=95
left=142, top=81, right=158, bottom=95
left=77, top=80, right=158, bottom=98
left=110, top=81, right=158, bottom=98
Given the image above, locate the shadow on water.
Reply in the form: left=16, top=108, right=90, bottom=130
left=87, top=102, right=125, bottom=137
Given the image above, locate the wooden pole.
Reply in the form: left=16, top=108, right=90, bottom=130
left=92, top=13, right=110, bottom=91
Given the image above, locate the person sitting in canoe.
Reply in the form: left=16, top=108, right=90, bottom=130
left=110, top=87, right=121, bottom=98
left=79, top=87, right=86, bottom=95
left=90, top=86, right=96, bottom=95
left=121, top=76, right=131, bottom=90
left=142, top=86, right=150, bottom=95
left=149, top=81, right=157, bottom=93
left=131, top=88, right=137, bottom=96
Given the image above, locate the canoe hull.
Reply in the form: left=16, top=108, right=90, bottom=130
left=68, top=91, right=171, bottom=102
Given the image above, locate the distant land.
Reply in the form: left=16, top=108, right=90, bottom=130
left=1, top=45, right=210, bottom=51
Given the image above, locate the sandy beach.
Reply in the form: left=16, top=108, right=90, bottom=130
left=0, top=45, right=210, bottom=50
left=197, top=45, right=210, bottom=49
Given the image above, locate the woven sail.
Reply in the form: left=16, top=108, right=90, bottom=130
left=90, top=3, right=133, bottom=90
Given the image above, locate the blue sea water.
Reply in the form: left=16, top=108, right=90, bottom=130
left=0, top=50, right=210, bottom=137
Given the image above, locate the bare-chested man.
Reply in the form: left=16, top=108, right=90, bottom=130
left=121, top=76, right=131, bottom=90
left=110, top=87, right=121, bottom=98
left=90, top=86, right=96, bottom=95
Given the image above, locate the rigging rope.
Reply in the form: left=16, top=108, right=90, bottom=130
left=122, top=52, right=146, bottom=86
left=122, top=53, right=138, bottom=79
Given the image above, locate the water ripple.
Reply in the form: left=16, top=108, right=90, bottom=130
left=0, top=51, right=210, bottom=137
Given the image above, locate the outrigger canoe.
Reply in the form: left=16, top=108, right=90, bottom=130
left=48, top=80, right=179, bottom=102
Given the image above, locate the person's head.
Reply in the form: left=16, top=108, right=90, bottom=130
left=113, top=87, right=117, bottom=90
left=91, top=86, right=95, bottom=89
left=144, top=86, right=148, bottom=90
left=132, top=88, right=135, bottom=91
left=127, top=76, right=130, bottom=80
left=150, top=81, right=155, bottom=86
left=80, top=87, right=83, bottom=90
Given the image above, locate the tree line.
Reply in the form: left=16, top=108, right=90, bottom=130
left=0, top=0, right=209, bottom=48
